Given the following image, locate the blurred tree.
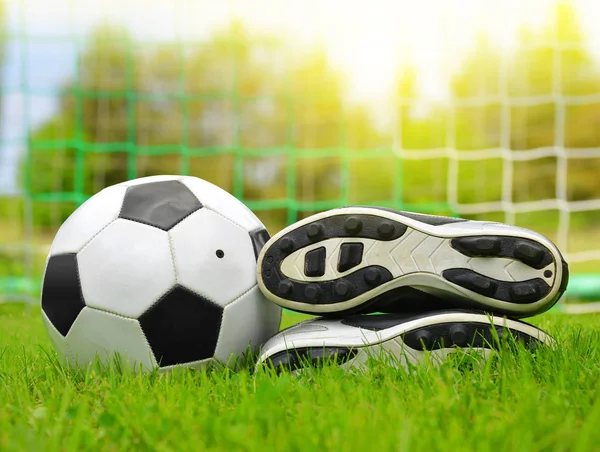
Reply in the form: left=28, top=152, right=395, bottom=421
left=385, top=67, right=452, bottom=210
left=0, top=1, right=12, bottom=224
left=449, top=2, right=600, bottom=206
left=24, top=3, right=600, bottom=231
left=0, top=1, right=5, bottom=129
left=26, top=26, right=131, bottom=227
left=26, top=22, right=383, bottom=229
left=290, top=50, right=346, bottom=204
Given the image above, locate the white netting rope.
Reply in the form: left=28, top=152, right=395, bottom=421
left=393, top=37, right=600, bottom=267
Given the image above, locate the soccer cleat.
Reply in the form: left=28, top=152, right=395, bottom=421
left=257, top=207, right=569, bottom=317
left=256, top=310, right=555, bottom=373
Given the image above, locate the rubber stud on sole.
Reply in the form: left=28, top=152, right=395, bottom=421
left=377, top=222, right=395, bottom=239
left=304, top=285, right=320, bottom=301
left=444, top=268, right=550, bottom=304
left=455, top=236, right=501, bottom=256
left=494, top=326, right=505, bottom=340
left=474, top=238, right=501, bottom=253
left=364, top=268, right=382, bottom=286
left=443, top=269, right=497, bottom=296
left=450, top=325, right=469, bottom=347
left=307, top=223, right=324, bottom=240
left=473, top=238, right=500, bottom=254
left=280, top=237, right=294, bottom=253
left=514, top=241, right=545, bottom=267
left=470, top=274, right=497, bottom=295
left=452, top=236, right=554, bottom=270
left=344, top=217, right=363, bottom=233
left=414, top=331, right=433, bottom=349
left=334, top=281, right=351, bottom=297
left=510, top=283, right=539, bottom=302
left=278, top=280, right=293, bottom=295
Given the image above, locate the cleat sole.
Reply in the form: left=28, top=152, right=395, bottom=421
left=257, top=207, right=568, bottom=317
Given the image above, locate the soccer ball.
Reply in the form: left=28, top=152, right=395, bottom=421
left=41, top=175, right=282, bottom=371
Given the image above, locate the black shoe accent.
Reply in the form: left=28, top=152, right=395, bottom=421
left=264, top=265, right=392, bottom=307
left=365, top=286, right=453, bottom=315
left=261, top=214, right=405, bottom=306
left=261, top=208, right=565, bottom=316
left=441, top=271, right=497, bottom=297
left=559, top=260, right=570, bottom=296
left=451, top=236, right=554, bottom=270
left=509, top=283, right=540, bottom=302
left=366, top=207, right=468, bottom=225
left=514, top=241, right=545, bottom=267
left=278, top=280, right=293, bottom=296
left=402, top=321, right=545, bottom=351
left=340, top=310, right=499, bottom=331
left=264, top=347, right=358, bottom=372
left=451, top=236, right=501, bottom=256
left=341, top=312, right=433, bottom=331
left=394, top=211, right=468, bottom=225
left=338, top=243, right=364, bottom=273
left=305, top=247, right=326, bottom=277
left=442, top=268, right=551, bottom=304
left=271, top=214, right=406, bottom=258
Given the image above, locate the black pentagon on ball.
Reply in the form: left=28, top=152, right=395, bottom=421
left=119, top=180, right=202, bottom=231
left=249, top=228, right=271, bottom=260
left=138, top=285, right=223, bottom=367
left=41, top=254, right=85, bottom=337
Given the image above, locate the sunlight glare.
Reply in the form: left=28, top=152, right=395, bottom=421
left=28, top=0, right=600, bottom=102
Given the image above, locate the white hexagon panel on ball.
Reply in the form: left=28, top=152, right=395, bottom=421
left=40, top=175, right=282, bottom=372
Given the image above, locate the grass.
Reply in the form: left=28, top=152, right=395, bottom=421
left=1, top=304, right=600, bottom=451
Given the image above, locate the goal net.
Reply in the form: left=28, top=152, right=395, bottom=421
left=1, top=0, right=599, bottom=305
